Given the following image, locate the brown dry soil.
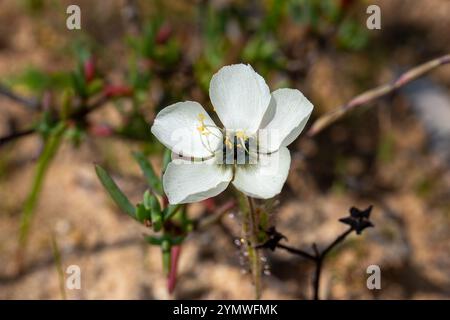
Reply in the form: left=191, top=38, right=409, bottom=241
left=0, top=0, right=449, bottom=299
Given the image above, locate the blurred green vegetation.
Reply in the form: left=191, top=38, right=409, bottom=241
left=2, top=0, right=377, bottom=270
left=4, top=0, right=373, bottom=156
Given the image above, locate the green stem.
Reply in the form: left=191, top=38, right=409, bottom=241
left=248, top=196, right=262, bottom=300
left=236, top=191, right=262, bottom=299
left=18, top=123, right=66, bottom=254
left=51, top=234, right=67, bottom=300
left=161, top=239, right=171, bottom=276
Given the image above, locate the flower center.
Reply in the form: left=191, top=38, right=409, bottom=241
left=195, top=114, right=260, bottom=165
left=220, top=130, right=257, bottom=165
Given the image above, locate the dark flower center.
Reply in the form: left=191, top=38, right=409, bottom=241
left=221, top=133, right=257, bottom=165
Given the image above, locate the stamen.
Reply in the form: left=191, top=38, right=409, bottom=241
left=239, top=137, right=249, bottom=153
left=197, top=113, right=206, bottom=121
left=197, top=124, right=210, bottom=135
left=225, top=136, right=233, bottom=149
left=221, top=131, right=255, bottom=165
left=236, top=130, right=247, bottom=139
left=203, top=125, right=222, bottom=139
left=197, top=114, right=222, bottom=139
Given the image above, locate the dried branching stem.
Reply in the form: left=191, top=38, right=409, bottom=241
left=272, top=227, right=353, bottom=300
left=0, top=128, right=35, bottom=146
left=308, top=53, right=450, bottom=136
left=0, top=83, right=40, bottom=110
left=0, top=92, right=112, bottom=147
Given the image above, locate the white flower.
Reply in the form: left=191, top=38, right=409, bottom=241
left=151, top=64, right=313, bottom=204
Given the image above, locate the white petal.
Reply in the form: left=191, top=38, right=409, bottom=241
left=232, top=147, right=291, bottom=199
left=259, top=88, right=313, bottom=153
left=163, top=158, right=232, bottom=204
left=209, top=64, right=271, bottom=133
left=151, top=101, right=221, bottom=158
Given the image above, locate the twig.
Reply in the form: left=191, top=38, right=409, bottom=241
left=308, top=53, right=450, bottom=136
left=0, top=83, right=40, bottom=110
left=275, top=243, right=316, bottom=260
left=311, top=228, right=353, bottom=300
left=321, top=227, right=353, bottom=257
left=70, top=93, right=110, bottom=120
left=0, top=93, right=112, bottom=147
left=311, top=243, right=321, bottom=300
left=0, top=128, right=35, bottom=146
left=259, top=206, right=374, bottom=300
left=273, top=228, right=353, bottom=300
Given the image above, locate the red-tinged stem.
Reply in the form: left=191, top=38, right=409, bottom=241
left=167, top=245, right=181, bottom=294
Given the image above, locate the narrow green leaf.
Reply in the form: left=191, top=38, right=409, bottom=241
left=51, top=234, right=67, bottom=300
left=136, top=203, right=151, bottom=223
left=19, top=122, right=66, bottom=248
left=143, top=190, right=153, bottom=210
left=132, top=151, right=163, bottom=194
left=95, top=165, right=136, bottom=219
left=60, top=89, right=73, bottom=121
left=145, top=190, right=162, bottom=231
left=70, top=67, right=87, bottom=98
left=87, top=79, right=103, bottom=96
left=144, top=235, right=163, bottom=245
left=163, top=204, right=182, bottom=221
